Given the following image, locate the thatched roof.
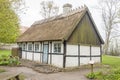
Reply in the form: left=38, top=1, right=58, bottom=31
left=17, top=6, right=104, bottom=43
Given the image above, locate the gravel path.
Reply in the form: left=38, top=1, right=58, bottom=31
left=0, top=66, right=92, bottom=80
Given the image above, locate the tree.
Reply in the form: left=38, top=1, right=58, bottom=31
left=40, top=1, right=59, bottom=18
left=99, top=0, right=120, bottom=54
left=0, top=0, right=24, bottom=44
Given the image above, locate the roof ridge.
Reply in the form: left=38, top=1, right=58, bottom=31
left=32, top=5, right=88, bottom=26
left=61, top=5, right=87, bottom=17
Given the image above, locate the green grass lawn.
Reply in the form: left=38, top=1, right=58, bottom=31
left=0, top=50, right=11, bottom=57
left=102, top=55, right=120, bottom=67
left=86, top=55, right=120, bottom=80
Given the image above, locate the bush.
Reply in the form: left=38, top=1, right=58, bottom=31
left=86, top=71, right=106, bottom=80
left=0, top=55, right=20, bottom=66
left=86, top=72, right=97, bottom=79
left=104, top=68, right=120, bottom=80
left=8, top=56, right=20, bottom=66
left=88, top=68, right=120, bottom=80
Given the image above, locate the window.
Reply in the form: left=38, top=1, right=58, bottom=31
left=28, top=43, right=33, bottom=51
left=22, top=43, right=26, bottom=50
left=19, top=44, right=22, bottom=48
left=35, top=43, right=40, bottom=52
left=54, top=43, right=61, bottom=53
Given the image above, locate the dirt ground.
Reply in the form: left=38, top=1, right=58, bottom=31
left=0, top=66, right=96, bottom=80
left=0, top=60, right=105, bottom=80
left=20, top=59, right=61, bottom=73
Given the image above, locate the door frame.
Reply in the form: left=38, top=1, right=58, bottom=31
left=42, top=43, right=49, bottom=64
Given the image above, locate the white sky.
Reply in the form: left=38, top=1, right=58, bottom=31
left=19, top=0, right=104, bottom=38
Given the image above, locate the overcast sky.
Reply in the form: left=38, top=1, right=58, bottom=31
left=19, top=0, right=104, bottom=38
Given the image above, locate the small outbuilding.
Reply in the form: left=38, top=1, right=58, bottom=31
left=17, top=5, right=104, bottom=68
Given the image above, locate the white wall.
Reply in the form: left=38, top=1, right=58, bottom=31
left=80, top=45, right=90, bottom=55
left=34, top=53, right=41, bottom=62
left=52, top=55, right=63, bottom=68
left=21, top=41, right=64, bottom=67
left=66, top=57, right=78, bottom=67
left=92, top=57, right=100, bottom=63
left=26, top=52, right=33, bottom=60
left=80, top=57, right=90, bottom=65
left=66, top=44, right=101, bottom=67
left=20, top=42, right=101, bottom=68
left=22, top=51, right=26, bottom=59
left=91, top=46, right=100, bottom=55
left=67, top=45, right=78, bottom=55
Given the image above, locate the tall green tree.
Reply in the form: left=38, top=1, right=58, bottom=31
left=0, top=0, right=23, bottom=44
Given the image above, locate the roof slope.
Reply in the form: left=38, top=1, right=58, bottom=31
left=17, top=7, right=86, bottom=42
left=17, top=6, right=104, bottom=44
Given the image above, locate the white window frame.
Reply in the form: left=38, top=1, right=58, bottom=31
left=53, top=43, right=61, bottom=53
left=28, top=43, right=33, bottom=51
left=34, top=43, right=40, bottom=52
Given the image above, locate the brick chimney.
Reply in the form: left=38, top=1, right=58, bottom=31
left=63, top=3, right=72, bottom=13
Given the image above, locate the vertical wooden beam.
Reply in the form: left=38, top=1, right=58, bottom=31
left=78, top=44, right=80, bottom=66
left=40, top=42, right=42, bottom=62
left=47, top=42, right=49, bottom=64
left=90, top=45, right=92, bottom=60
left=18, top=43, right=22, bottom=59
left=100, top=44, right=102, bottom=63
left=50, top=42, right=52, bottom=64
left=63, top=41, right=67, bottom=68
left=25, top=42, right=27, bottom=59
left=32, top=42, right=34, bottom=61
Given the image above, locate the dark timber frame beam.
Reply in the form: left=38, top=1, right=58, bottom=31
left=63, top=41, right=67, bottom=68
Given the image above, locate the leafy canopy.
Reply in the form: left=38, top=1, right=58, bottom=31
left=0, top=0, right=21, bottom=43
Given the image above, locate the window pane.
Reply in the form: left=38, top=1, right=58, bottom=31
left=28, top=44, right=33, bottom=51
left=35, top=44, right=39, bottom=52
left=54, top=43, right=61, bottom=53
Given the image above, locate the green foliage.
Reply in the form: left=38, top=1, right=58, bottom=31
left=101, top=68, right=120, bottom=80
left=86, top=72, right=103, bottom=79
left=86, top=72, right=97, bottom=79
left=87, top=55, right=120, bottom=80
left=0, top=55, right=20, bottom=66
left=0, top=50, right=20, bottom=66
left=0, top=0, right=21, bottom=43
left=8, top=56, right=20, bottom=66
left=102, top=55, right=120, bottom=80
left=86, top=69, right=120, bottom=80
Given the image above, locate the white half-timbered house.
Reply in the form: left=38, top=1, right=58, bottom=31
left=17, top=5, right=104, bottom=68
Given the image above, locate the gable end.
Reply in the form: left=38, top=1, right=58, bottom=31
left=67, top=11, right=103, bottom=45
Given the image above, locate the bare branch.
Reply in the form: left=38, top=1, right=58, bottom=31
left=40, top=1, right=59, bottom=19
left=99, top=0, right=120, bottom=54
